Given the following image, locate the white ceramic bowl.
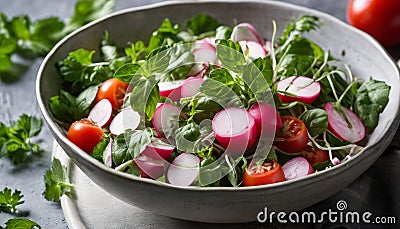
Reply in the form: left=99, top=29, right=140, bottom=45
left=36, top=0, right=400, bottom=223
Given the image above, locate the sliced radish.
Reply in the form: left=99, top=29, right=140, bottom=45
left=135, top=154, right=165, bottom=179
left=248, top=102, right=282, bottom=137
left=158, top=80, right=185, bottom=102
left=88, top=99, right=113, bottom=128
left=152, top=103, right=181, bottom=136
left=230, top=23, right=263, bottom=43
left=167, top=153, right=200, bottom=186
left=324, top=102, right=366, bottom=143
left=109, top=108, right=141, bottom=136
left=181, top=77, right=205, bottom=98
left=212, top=107, right=258, bottom=153
left=277, top=76, right=321, bottom=104
left=282, top=157, right=314, bottom=180
left=193, top=43, right=218, bottom=64
left=239, top=41, right=267, bottom=59
left=103, top=137, right=113, bottom=167
left=142, top=138, right=175, bottom=160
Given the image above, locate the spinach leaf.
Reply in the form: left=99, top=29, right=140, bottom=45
left=354, top=79, right=390, bottom=133
left=186, top=14, right=220, bottom=36
left=300, top=109, right=328, bottom=137
left=92, top=137, right=110, bottom=162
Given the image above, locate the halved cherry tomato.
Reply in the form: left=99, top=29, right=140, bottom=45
left=347, top=0, right=400, bottom=47
left=95, top=78, right=129, bottom=110
left=300, top=146, right=329, bottom=166
left=274, top=116, right=308, bottom=153
left=243, top=160, right=286, bottom=186
left=67, top=119, right=104, bottom=154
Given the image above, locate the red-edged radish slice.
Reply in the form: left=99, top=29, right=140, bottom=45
left=103, top=137, right=113, bottom=167
left=152, top=103, right=181, bottom=135
left=142, top=138, right=175, bottom=160
left=239, top=41, right=267, bottom=59
left=192, top=38, right=216, bottom=51
left=230, top=23, right=263, bottom=43
left=324, top=102, right=366, bottom=143
left=167, top=153, right=200, bottom=186
left=158, top=80, right=185, bottom=101
left=212, top=107, right=258, bottom=153
left=277, top=76, right=321, bottom=104
left=248, top=102, right=282, bottom=137
left=88, top=99, right=113, bottom=128
left=193, top=43, right=218, bottom=64
left=135, top=154, right=165, bottom=179
left=181, top=77, right=205, bottom=98
left=109, top=108, right=141, bottom=136
left=282, top=157, right=314, bottom=180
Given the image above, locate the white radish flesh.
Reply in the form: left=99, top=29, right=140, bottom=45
left=88, top=99, right=113, bottom=128
left=142, top=138, right=175, bottom=160
left=152, top=103, right=181, bottom=136
left=193, top=43, right=218, bottom=64
left=277, top=76, right=321, bottom=104
left=248, top=102, right=282, bottom=137
left=282, top=157, right=314, bottom=180
left=135, top=154, right=165, bottom=179
left=324, top=102, right=366, bottom=143
left=239, top=41, right=267, bottom=59
left=212, top=107, right=258, bottom=153
left=230, top=23, right=263, bottom=43
left=167, top=153, right=200, bottom=186
left=181, top=77, right=205, bottom=98
left=109, top=108, right=141, bottom=136
left=158, top=80, right=185, bottom=101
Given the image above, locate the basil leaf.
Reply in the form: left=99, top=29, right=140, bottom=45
left=76, top=85, right=98, bottom=115
left=129, top=75, right=160, bottom=121
left=126, top=129, right=153, bottom=159
left=354, top=79, right=390, bottom=133
left=112, top=134, right=131, bottom=166
left=216, top=39, right=246, bottom=73
left=92, top=137, right=110, bottom=162
left=186, top=14, right=220, bottom=36
left=243, top=61, right=272, bottom=103
left=174, top=123, right=201, bottom=152
left=300, top=109, right=328, bottom=137
left=114, top=63, right=140, bottom=83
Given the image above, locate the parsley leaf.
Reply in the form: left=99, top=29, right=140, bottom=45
left=1, top=218, right=41, bottom=229
left=0, top=115, right=43, bottom=165
left=0, top=188, right=24, bottom=214
left=43, top=158, right=73, bottom=202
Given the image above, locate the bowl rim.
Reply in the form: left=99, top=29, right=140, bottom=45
left=36, top=0, right=400, bottom=192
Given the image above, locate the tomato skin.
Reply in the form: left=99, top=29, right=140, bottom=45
left=67, top=119, right=104, bottom=154
left=301, top=146, right=329, bottom=166
left=95, top=78, right=129, bottom=110
left=243, top=161, right=286, bottom=186
left=274, top=116, right=308, bottom=153
left=347, top=0, right=400, bottom=47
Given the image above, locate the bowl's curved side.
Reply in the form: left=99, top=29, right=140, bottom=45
left=36, top=0, right=400, bottom=223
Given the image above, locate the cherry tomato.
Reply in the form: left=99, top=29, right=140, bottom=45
left=95, top=78, right=129, bottom=110
left=243, top=160, right=286, bottom=186
left=300, top=146, right=329, bottom=166
left=67, top=119, right=104, bottom=154
left=347, top=0, right=400, bottom=47
left=274, top=116, right=308, bottom=153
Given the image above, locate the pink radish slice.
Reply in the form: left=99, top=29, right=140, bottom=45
left=152, top=103, right=181, bottom=135
left=167, top=153, right=200, bottom=186
left=181, top=77, right=205, bottom=98
left=248, top=102, right=282, bottom=137
left=103, top=137, right=113, bottom=167
left=88, top=99, right=113, bottom=128
left=135, top=154, right=165, bottom=179
left=212, top=107, right=258, bottom=153
left=193, top=43, right=218, bottom=64
left=239, top=41, right=267, bottom=59
left=324, top=102, right=365, bottom=143
left=230, top=23, right=263, bottom=43
left=158, top=80, right=185, bottom=101
left=142, top=138, right=175, bottom=160
left=277, top=76, right=321, bottom=104
left=109, top=108, right=141, bottom=136
left=282, top=157, right=314, bottom=180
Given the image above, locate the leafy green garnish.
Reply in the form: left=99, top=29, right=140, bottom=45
left=186, top=14, right=220, bottom=36
left=43, top=158, right=73, bottom=202
left=0, top=188, right=24, bottom=214
left=300, top=109, right=328, bottom=137
left=0, top=115, right=43, bottom=165
left=278, top=15, right=321, bottom=45
left=1, top=218, right=41, bottom=229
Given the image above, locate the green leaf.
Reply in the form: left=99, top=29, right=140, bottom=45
left=0, top=188, right=24, bottom=214
left=0, top=54, right=12, bottom=72
left=279, top=15, right=321, bottom=45
left=174, top=123, right=201, bottom=152
left=242, top=61, right=272, bottom=103
left=43, top=158, right=73, bottom=202
left=354, top=79, right=390, bottom=133
left=215, top=26, right=232, bottom=40
left=251, top=57, right=273, bottom=85
left=92, top=137, right=110, bottom=161
left=3, top=218, right=41, bottom=229
left=129, top=75, right=160, bottom=121
left=126, top=129, right=153, bottom=159
left=111, top=134, right=131, bottom=165
left=186, top=14, right=220, bottom=36
left=277, top=53, right=314, bottom=77
left=12, top=114, right=43, bottom=138
left=9, top=16, right=31, bottom=40
left=0, top=35, right=17, bottom=54
left=300, top=109, right=328, bottom=137
left=114, top=63, right=141, bottom=83
left=76, top=85, right=98, bottom=116
left=215, top=39, right=246, bottom=73
left=146, top=18, right=182, bottom=53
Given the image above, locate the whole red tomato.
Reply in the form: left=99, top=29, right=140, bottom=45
left=67, top=119, right=104, bottom=154
left=347, top=0, right=400, bottom=47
